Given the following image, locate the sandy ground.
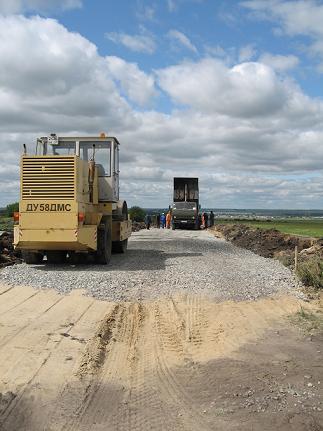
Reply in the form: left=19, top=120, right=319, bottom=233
left=0, top=282, right=322, bottom=430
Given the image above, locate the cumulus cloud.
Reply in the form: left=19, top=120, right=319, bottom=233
left=106, top=56, right=157, bottom=106
left=242, top=0, right=323, bottom=37
left=0, top=0, right=82, bottom=14
left=105, top=31, right=156, bottom=54
left=1, top=14, right=323, bottom=208
left=259, top=53, right=299, bottom=71
left=0, top=15, right=138, bottom=134
left=157, top=59, right=290, bottom=117
left=167, top=29, right=198, bottom=53
left=242, top=0, right=323, bottom=69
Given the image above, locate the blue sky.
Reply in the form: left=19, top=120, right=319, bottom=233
left=55, top=0, right=321, bottom=97
left=1, top=0, right=323, bottom=208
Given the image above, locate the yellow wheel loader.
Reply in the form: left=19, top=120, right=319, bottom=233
left=14, top=134, right=132, bottom=264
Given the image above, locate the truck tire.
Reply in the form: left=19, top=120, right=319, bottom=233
left=46, top=251, right=66, bottom=264
left=172, top=223, right=176, bottom=230
left=22, top=251, right=43, bottom=264
left=112, top=238, right=128, bottom=254
left=96, top=220, right=112, bottom=264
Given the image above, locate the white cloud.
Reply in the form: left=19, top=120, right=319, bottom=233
left=105, top=31, right=156, bottom=54
left=0, top=15, right=137, bottom=133
left=0, top=0, right=82, bottom=14
left=242, top=0, right=323, bottom=37
left=260, top=53, right=299, bottom=71
left=157, top=58, right=290, bottom=117
left=167, top=29, right=198, bottom=53
left=1, top=14, right=323, bottom=208
left=242, top=0, right=323, bottom=68
left=106, top=56, right=157, bottom=106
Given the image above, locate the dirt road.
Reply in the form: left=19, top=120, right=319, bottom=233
left=0, top=230, right=322, bottom=430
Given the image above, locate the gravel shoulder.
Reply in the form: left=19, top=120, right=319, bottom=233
left=0, top=228, right=299, bottom=302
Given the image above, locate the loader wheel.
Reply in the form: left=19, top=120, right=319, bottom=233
left=96, top=220, right=112, bottom=264
left=112, top=239, right=128, bottom=254
left=46, top=251, right=66, bottom=264
left=22, top=251, right=43, bottom=264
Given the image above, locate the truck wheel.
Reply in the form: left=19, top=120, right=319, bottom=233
left=112, top=239, right=128, bottom=254
left=96, top=220, right=112, bottom=264
left=46, top=251, right=66, bottom=264
left=22, top=251, right=43, bottom=264
left=172, top=224, right=176, bottom=230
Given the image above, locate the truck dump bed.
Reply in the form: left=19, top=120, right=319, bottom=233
left=172, top=178, right=199, bottom=229
left=173, top=177, right=199, bottom=203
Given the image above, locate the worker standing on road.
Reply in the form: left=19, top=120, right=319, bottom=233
left=145, top=214, right=152, bottom=230
left=210, top=211, right=214, bottom=227
left=160, top=213, right=166, bottom=229
left=204, top=212, right=208, bottom=230
left=156, top=213, right=160, bottom=228
left=166, top=212, right=171, bottom=229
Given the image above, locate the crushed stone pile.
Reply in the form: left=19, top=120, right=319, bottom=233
left=213, top=224, right=312, bottom=258
left=132, top=221, right=146, bottom=232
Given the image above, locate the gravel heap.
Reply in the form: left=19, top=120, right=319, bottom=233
left=0, top=229, right=300, bottom=302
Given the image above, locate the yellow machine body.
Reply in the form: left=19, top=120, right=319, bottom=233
left=14, top=139, right=131, bottom=256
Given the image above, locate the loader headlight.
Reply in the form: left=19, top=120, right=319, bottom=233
left=13, top=212, right=20, bottom=223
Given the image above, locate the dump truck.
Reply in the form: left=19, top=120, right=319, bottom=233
left=171, top=177, right=199, bottom=229
left=14, top=134, right=132, bottom=264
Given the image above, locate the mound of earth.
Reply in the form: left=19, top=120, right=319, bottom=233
left=0, top=232, right=21, bottom=268
left=213, top=224, right=312, bottom=258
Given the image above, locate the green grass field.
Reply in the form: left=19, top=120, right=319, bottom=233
left=215, top=218, right=323, bottom=238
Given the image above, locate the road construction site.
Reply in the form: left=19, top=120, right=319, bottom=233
left=0, top=228, right=322, bottom=431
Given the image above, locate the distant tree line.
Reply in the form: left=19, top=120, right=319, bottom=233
left=4, top=202, right=19, bottom=217
left=128, top=206, right=146, bottom=222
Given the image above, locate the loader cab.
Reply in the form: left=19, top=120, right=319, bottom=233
left=36, top=134, right=120, bottom=202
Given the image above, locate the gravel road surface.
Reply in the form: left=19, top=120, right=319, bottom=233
left=0, top=228, right=298, bottom=301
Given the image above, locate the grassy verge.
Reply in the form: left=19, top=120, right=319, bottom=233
left=215, top=218, right=323, bottom=238
left=289, top=306, right=323, bottom=334
left=296, top=257, right=323, bottom=288
left=0, top=216, right=13, bottom=231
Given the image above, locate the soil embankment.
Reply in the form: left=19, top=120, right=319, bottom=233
left=0, top=232, right=21, bottom=268
left=212, top=224, right=312, bottom=258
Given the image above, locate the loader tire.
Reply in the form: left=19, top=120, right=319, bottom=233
left=96, top=220, right=112, bottom=264
left=112, top=239, right=128, bottom=254
left=22, top=251, right=43, bottom=264
left=46, top=251, right=66, bottom=264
